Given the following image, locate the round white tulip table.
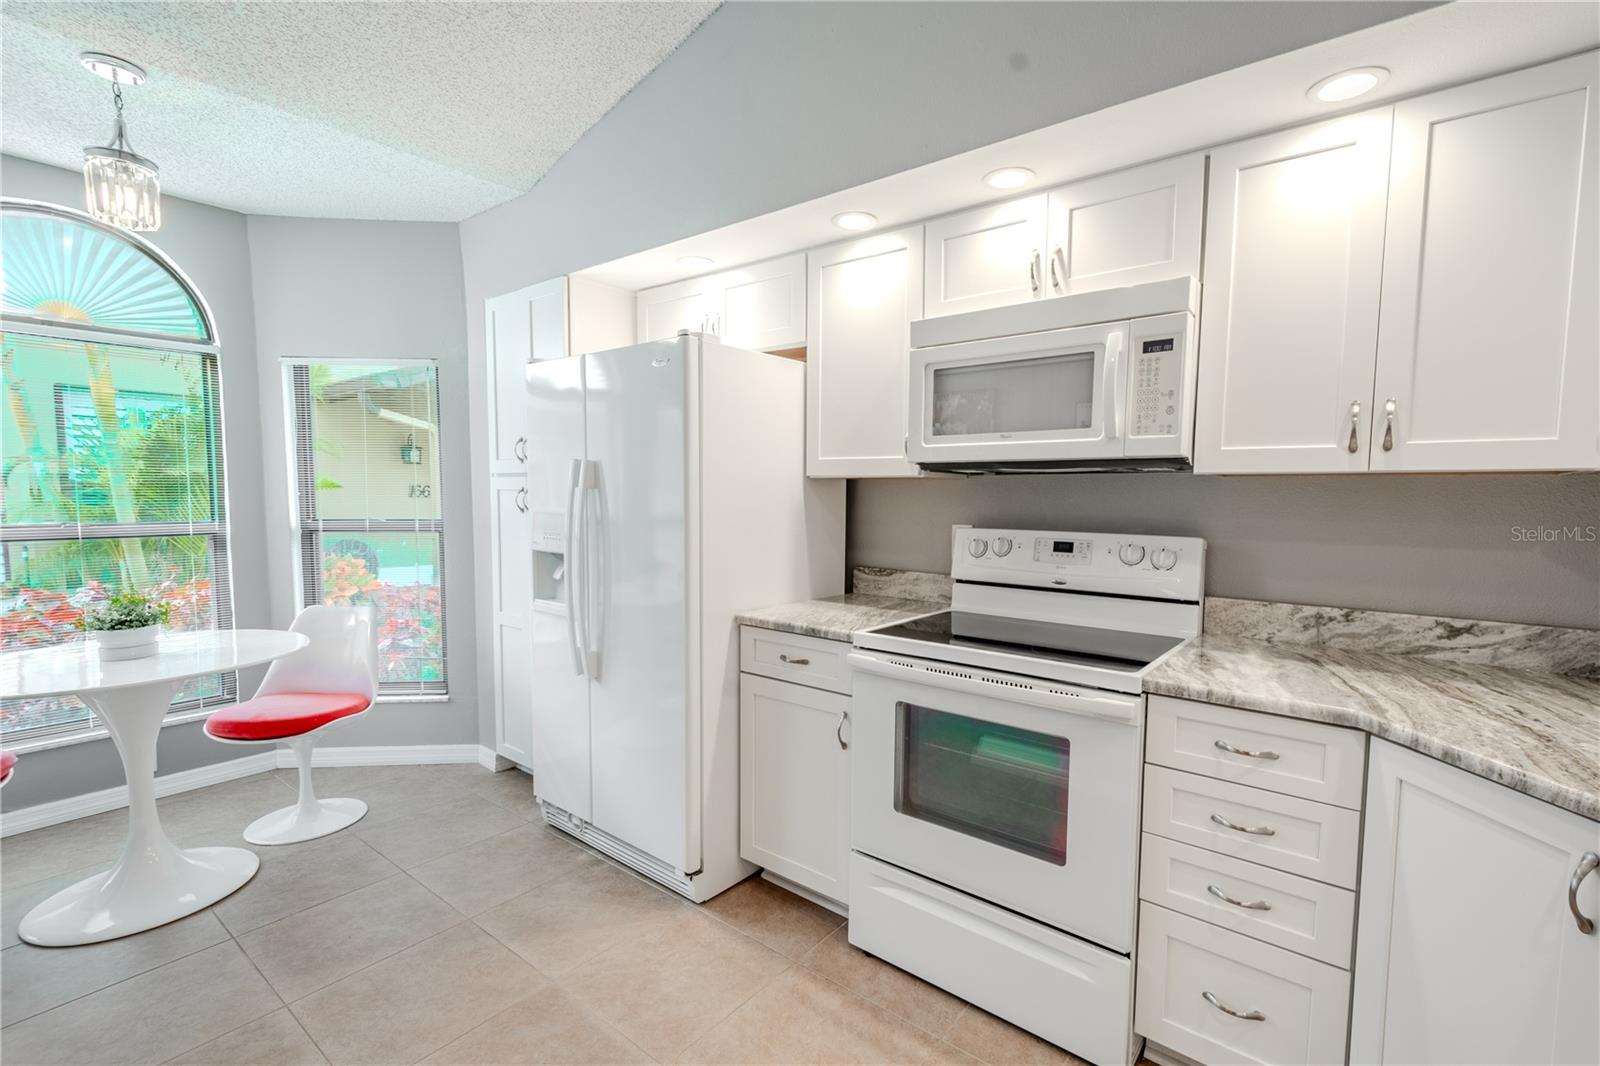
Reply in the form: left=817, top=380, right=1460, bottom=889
left=0, top=629, right=309, bottom=946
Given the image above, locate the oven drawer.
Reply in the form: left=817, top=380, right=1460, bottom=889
left=1138, top=834, right=1355, bottom=968
left=1143, top=766, right=1361, bottom=888
left=740, top=625, right=851, bottom=695
left=850, top=852, right=1136, bottom=1066
left=1146, top=696, right=1366, bottom=809
left=1136, top=903, right=1350, bottom=1066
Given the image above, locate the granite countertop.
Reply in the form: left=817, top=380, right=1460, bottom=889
left=735, top=593, right=943, bottom=643
left=1147, top=633, right=1600, bottom=820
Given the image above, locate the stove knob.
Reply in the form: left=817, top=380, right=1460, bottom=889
left=992, top=536, right=1014, bottom=557
left=1151, top=547, right=1179, bottom=571
left=1118, top=543, right=1146, bottom=567
left=968, top=538, right=989, bottom=559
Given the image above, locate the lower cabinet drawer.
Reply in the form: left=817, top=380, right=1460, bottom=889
left=1143, top=765, right=1362, bottom=888
left=740, top=625, right=852, bottom=694
left=1139, top=834, right=1356, bottom=969
left=1136, top=903, right=1350, bottom=1066
left=851, top=852, right=1136, bottom=1066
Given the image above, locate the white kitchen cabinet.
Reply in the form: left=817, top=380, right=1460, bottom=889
left=806, top=226, right=925, bottom=477
left=1350, top=740, right=1600, bottom=1066
left=922, top=194, right=1048, bottom=318
left=485, top=277, right=567, bottom=475
left=739, top=671, right=851, bottom=906
left=1193, top=108, right=1393, bottom=474
left=1046, top=153, right=1204, bottom=297
left=490, top=479, right=533, bottom=766
left=634, top=253, right=806, bottom=352
left=1369, top=53, right=1599, bottom=472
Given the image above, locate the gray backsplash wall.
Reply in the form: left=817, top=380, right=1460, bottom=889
left=847, top=472, right=1600, bottom=629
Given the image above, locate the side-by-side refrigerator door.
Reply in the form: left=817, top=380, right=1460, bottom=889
left=583, top=340, right=695, bottom=874
left=526, top=355, right=592, bottom=823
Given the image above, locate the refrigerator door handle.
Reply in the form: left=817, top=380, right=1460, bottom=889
left=585, top=461, right=606, bottom=680
left=565, top=459, right=587, bottom=676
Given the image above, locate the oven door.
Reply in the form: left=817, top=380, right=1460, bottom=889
left=908, top=321, right=1127, bottom=465
left=848, top=650, right=1143, bottom=953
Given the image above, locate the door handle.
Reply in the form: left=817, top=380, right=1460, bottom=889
left=585, top=461, right=606, bottom=680
left=1207, top=884, right=1273, bottom=911
left=778, top=653, right=810, bottom=666
left=1347, top=401, right=1362, bottom=454
left=1381, top=398, right=1396, bottom=452
left=1104, top=331, right=1125, bottom=442
left=564, top=460, right=586, bottom=677
left=1210, top=812, right=1276, bottom=837
left=1201, top=991, right=1265, bottom=1022
left=1214, top=739, right=1279, bottom=761
left=1571, top=852, right=1599, bottom=934
left=1029, top=250, right=1041, bottom=296
left=836, top=711, right=849, bottom=751
left=514, top=487, right=528, bottom=513
left=514, top=436, right=527, bottom=462
left=1050, top=247, right=1065, bottom=293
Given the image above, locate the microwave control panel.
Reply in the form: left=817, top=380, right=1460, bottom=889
left=1125, top=311, right=1196, bottom=459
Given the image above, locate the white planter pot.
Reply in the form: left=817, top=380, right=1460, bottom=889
left=91, top=625, right=162, bottom=662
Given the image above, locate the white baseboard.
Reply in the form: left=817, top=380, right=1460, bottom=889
left=1, top=743, right=492, bottom=838
left=478, top=747, right=513, bottom=771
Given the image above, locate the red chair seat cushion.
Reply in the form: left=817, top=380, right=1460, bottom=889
left=205, top=692, right=371, bottom=741
left=0, top=749, right=15, bottom=784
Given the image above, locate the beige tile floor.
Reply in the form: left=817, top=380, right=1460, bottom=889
left=0, top=764, right=1095, bottom=1065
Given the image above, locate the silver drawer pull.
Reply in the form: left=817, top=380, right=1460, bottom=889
left=778, top=654, right=810, bottom=666
left=1207, top=884, right=1273, bottom=911
left=1214, top=739, right=1280, bottom=761
left=1202, top=991, right=1265, bottom=1022
left=1210, top=813, right=1276, bottom=837
left=836, top=711, right=849, bottom=751
left=1571, top=852, right=1599, bottom=935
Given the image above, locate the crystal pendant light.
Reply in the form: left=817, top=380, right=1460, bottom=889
left=80, top=52, right=161, bottom=232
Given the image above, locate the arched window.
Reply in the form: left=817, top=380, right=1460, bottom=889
left=1, top=199, right=234, bottom=741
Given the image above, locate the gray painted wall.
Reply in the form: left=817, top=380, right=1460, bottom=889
left=1, top=161, right=475, bottom=814
left=458, top=0, right=1433, bottom=745
left=849, top=473, right=1600, bottom=628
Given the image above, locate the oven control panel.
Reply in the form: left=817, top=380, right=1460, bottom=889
left=952, top=525, right=1205, bottom=602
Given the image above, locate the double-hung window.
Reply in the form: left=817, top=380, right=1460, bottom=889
left=286, top=361, right=447, bottom=696
left=1, top=201, right=234, bottom=743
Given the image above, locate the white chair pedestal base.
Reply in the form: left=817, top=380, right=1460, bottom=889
left=244, top=796, right=367, bottom=845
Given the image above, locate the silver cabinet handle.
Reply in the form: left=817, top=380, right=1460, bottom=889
left=1211, top=812, right=1276, bottom=837
left=1050, top=247, right=1065, bottom=293
left=1207, top=884, right=1273, bottom=911
left=1202, top=991, right=1265, bottom=1022
left=514, top=487, right=528, bottom=513
left=836, top=711, right=849, bottom=751
left=1381, top=398, right=1396, bottom=452
left=1347, top=400, right=1362, bottom=454
left=514, top=436, right=527, bottom=462
left=1029, top=250, right=1041, bottom=296
left=1571, top=852, right=1599, bottom=934
left=778, top=653, right=810, bottom=666
left=1215, top=739, right=1280, bottom=761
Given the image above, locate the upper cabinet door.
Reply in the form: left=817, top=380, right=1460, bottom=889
left=718, top=253, right=807, bottom=352
left=636, top=274, right=723, bottom=343
left=807, top=226, right=926, bottom=477
left=1045, top=153, right=1205, bottom=296
left=1371, top=54, right=1599, bottom=472
left=1193, top=109, right=1393, bottom=474
left=486, top=277, right=567, bottom=475
left=922, top=194, right=1048, bottom=318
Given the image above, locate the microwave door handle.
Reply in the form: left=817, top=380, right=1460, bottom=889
left=1104, top=330, right=1125, bottom=441
left=564, top=459, right=586, bottom=676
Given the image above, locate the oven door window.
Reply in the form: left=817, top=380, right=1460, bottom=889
left=930, top=350, right=1096, bottom=438
left=894, top=703, right=1069, bottom=865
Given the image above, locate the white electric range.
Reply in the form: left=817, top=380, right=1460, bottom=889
left=847, top=525, right=1205, bottom=1066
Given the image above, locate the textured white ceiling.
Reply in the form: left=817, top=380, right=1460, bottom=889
left=0, top=1, right=718, bottom=220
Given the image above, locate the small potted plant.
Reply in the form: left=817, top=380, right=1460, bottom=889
left=77, top=592, right=173, bottom=661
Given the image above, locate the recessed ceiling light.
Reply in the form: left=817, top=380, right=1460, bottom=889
left=1308, top=67, right=1389, bottom=104
left=983, top=167, right=1035, bottom=190
left=677, top=255, right=714, bottom=269
left=832, top=211, right=877, bottom=232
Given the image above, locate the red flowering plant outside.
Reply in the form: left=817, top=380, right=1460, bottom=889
left=319, top=552, right=444, bottom=684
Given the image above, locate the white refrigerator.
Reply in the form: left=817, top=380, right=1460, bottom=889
left=525, top=333, right=845, bottom=901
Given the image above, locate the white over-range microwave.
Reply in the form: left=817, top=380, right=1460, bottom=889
left=907, top=277, right=1199, bottom=471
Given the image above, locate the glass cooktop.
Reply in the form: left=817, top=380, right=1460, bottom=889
left=869, top=611, right=1184, bottom=672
